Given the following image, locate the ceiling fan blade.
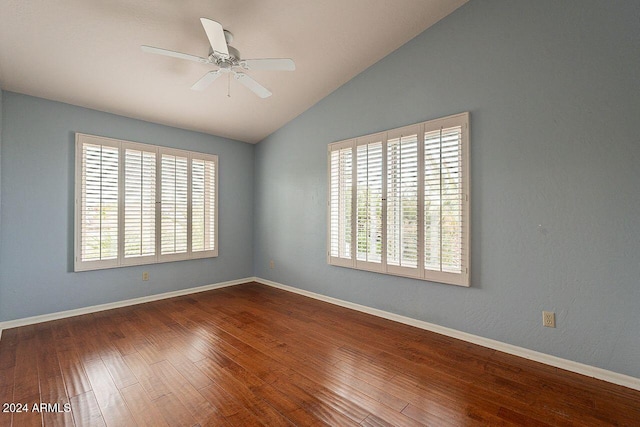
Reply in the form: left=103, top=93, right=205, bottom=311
left=141, top=45, right=208, bottom=63
left=191, top=71, right=221, bottom=91
left=241, top=58, right=296, bottom=71
left=200, top=18, right=229, bottom=58
left=234, top=73, right=272, bottom=98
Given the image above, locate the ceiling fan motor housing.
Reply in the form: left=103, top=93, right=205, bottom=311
left=211, top=45, right=240, bottom=69
left=223, top=29, right=234, bottom=45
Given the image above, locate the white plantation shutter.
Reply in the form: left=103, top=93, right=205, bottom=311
left=123, top=145, right=156, bottom=262
left=440, top=127, right=464, bottom=273
left=356, top=138, right=384, bottom=269
left=387, top=128, right=420, bottom=275
left=424, top=116, right=469, bottom=285
left=328, top=142, right=353, bottom=266
left=191, top=155, right=218, bottom=257
left=160, top=152, right=189, bottom=258
left=75, top=134, right=219, bottom=271
left=327, top=113, right=469, bottom=286
left=78, top=138, right=119, bottom=269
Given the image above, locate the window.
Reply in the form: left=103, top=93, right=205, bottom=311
left=75, top=134, right=218, bottom=271
left=327, top=112, right=469, bottom=286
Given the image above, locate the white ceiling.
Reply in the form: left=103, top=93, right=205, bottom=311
left=0, top=0, right=468, bottom=143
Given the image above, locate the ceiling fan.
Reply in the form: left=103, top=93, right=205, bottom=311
left=141, top=18, right=295, bottom=98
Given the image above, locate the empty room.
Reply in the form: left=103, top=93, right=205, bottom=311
left=0, top=0, right=639, bottom=425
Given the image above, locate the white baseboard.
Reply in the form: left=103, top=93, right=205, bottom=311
left=253, top=277, right=640, bottom=392
left=0, top=277, right=252, bottom=337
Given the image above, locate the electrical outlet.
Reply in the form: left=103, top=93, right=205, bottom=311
left=142, top=271, right=149, bottom=281
left=543, top=311, right=555, bottom=328
left=269, top=260, right=275, bottom=269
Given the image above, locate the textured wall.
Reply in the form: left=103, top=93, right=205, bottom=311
left=0, top=92, right=254, bottom=321
left=0, top=89, right=3, bottom=245
left=254, top=0, right=640, bottom=378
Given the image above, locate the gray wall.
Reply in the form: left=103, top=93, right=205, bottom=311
left=0, top=89, right=3, bottom=243
left=254, top=0, right=640, bottom=378
left=0, top=92, right=254, bottom=321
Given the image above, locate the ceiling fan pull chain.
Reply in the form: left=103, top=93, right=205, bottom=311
left=227, top=73, right=231, bottom=98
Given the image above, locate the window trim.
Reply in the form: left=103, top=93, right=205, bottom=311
left=327, top=112, right=470, bottom=287
left=74, top=133, right=218, bottom=272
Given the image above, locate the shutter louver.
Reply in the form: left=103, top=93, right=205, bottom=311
left=387, top=133, right=419, bottom=269
left=80, top=143, right=118, bottom=262
left=161, top=153, right=188, bottom=256
left=329, top=146, right=352, bottom=260
left=424, top=126, right=464, bottom=274
left=192, top=157, right=216, bottom=253
left=356, top=141, right=383, bottom=264
left=124, top=147, right=156, bottom=259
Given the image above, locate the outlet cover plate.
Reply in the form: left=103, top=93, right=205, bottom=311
left=543, top=311, right=556, bottom=328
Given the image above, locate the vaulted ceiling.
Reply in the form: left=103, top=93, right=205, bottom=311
left=0, top=0, right=468, bottom=143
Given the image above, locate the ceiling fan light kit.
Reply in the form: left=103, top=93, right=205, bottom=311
left=141, top=18, right=295, bottom=98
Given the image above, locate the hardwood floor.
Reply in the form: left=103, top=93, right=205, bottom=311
left=0, top=282, right=638, bottom=426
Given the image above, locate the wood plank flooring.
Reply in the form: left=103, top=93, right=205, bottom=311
left=0, top=282, right=638, bottom=426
